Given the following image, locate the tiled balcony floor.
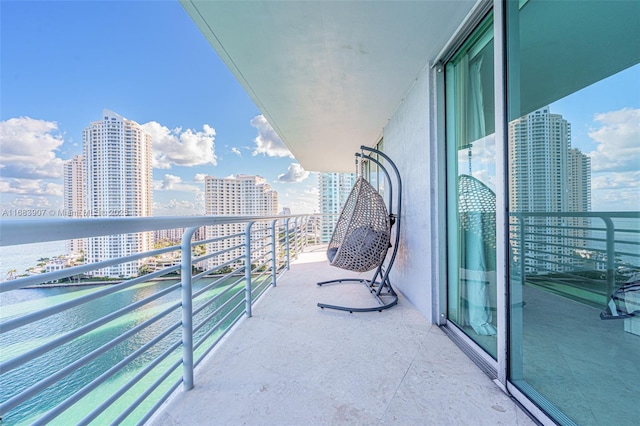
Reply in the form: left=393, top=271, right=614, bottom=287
left=151, top=245, right=536, bottom=425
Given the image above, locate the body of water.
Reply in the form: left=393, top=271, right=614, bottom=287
left=0, top=241, right=67, bottom=280
left=0, top=277, right=247, bottom=425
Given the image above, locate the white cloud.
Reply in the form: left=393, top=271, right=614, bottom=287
left=154, top=174, right=201, bottom=192
left=279, top=181, right=319, bottom=213
left=592, top=171, right=640, bottom=190
left=585, top=108, right=640, bottom=210
left=587, top=108, right=640, bottom=173
left=0, top=178, right=63, bottom=197
left=250, top=115, right=293, bottom=158
left=231, top=147, right=242, bottom=157
left=153, top=198, right=201, bottom=216
left=160, top=174, right=183, bottom=190
left=142, top=121, right=217, bottom=169
left=194, top=173, right=208, bottom=183
left=277, top=163, right=310, bottom=183
left=0, top=116, right=66, bottom=180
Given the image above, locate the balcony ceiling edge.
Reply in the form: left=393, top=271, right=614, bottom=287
left=179, top=0, right=476, bottom=172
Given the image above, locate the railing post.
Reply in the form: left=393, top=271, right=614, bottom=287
left=304, top=216, right=308, bottom=249
left=520, top=216, right=526, bottom=282
left=603, top=216, right=616, bottom=296
left=245, top=221, right=255, bottom=317
left=181, top=227, right=198, bottom=391
left=271, top=219, right=277, bottom=287
left=293, top=217, right=299, bottom=259
left=285, top=218, right=291, bottom=270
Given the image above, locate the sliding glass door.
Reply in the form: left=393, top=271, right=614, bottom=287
left=445, top=14, right=498, bottom=358
left=506, top=1, right=640, bottom=424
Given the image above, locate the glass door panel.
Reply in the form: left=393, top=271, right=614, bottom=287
left=507, top=0, right=640, bottom=424
left=445, top=14, right=497, bottom=358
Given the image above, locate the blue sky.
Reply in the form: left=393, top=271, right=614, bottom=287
left=0, top=0, right=319, bottom=216
left=1, top=1, right=639, bottom=216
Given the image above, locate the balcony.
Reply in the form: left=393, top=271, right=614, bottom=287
left=0, top=215, right=535, bottom=425
left=149, top=245, right=534, bottom=425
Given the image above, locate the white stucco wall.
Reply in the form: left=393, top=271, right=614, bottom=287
left=383, top=64, right=442, bottom=323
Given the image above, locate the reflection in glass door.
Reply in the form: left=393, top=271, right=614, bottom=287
left=506, top=0, right=640, bottom=424
left=445, top=15, right=497, bottom=358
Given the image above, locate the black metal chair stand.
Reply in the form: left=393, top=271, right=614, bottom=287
left=317, top=146, right=402, bottom=313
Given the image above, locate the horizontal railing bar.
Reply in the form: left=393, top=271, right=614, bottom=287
left=194, top=311, right=245, bottom=369
left=250, top=270, right=271, bottom=289
left=251, top=280, right=272, bottom=301
left=196, top=231, right=244, bottom=246
left=193, top=270, right=244, bottom=297
left=193, top=289, right=244, bottom=335
left=136, top=379, right=182, bottom=426
left=192, top=271, right=241, bottom=299
left=0, top=250, right=180, bottom=294
left=190, top=244, right=244, bottom=269
left=251, top=233, right=273, bottom=244
left=192, top=279, right=244, bottom=320
left=193, top=297, right=245, bottom=353
left=0, top=213, right=318, bottom=424
left=110, top=358, right=183, bottom=426
left=193, top=257, right=244, bottom=281
left=35, top=321, right=181, bottom=425
left=0, top=297, right=180, bottom=415
left=250, top=251, right=271, bottom=266
left=510, top=211, right=640, bottom=219
left=194, top=272, right=244, bottom=300
left=1, top=283, right=181, bottom=373
left=615, top=239, right=640, bottom=246
left=79, top=339, right=183, bottom=426
left=0, top=215, right=313, bottom=246
left=0, top=267, right=180, bottom=334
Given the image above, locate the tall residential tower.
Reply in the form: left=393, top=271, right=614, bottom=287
left=508, top=107, right=591, bottom=272
left=82, top=109, right=153, bottom=277
left=318, top=172, right=356, bottom=242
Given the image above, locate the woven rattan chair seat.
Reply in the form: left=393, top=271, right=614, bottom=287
left=327, top=176, right=391, bottom=272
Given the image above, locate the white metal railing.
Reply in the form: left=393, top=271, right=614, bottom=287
left=0, top=214, right=319, bottom=425
left=509, top=211, right=640, bottom=305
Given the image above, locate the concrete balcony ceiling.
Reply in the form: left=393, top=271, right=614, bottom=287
left=180, top=0, right=477, bottom=172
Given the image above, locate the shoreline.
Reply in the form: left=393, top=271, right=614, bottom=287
left=21, top=276, right=180, bottom=289
left=19, top=274, right=245, bottom=289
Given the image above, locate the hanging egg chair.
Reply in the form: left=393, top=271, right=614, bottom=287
left=317, top=146, right=401, bottom=313
left=326, top=176, right=391, bottom=272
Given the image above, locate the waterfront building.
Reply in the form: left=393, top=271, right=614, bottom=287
left=318, top=172, right=355, bottom=243
left=154, top=227, right=206, bottom=245
left=204, top=175, right=278, bottom=269
left=508, top=107, right=592, bottom=272
left=63, top=155, right=85, bottom=253
left=82, top=109, right=153, bottom=277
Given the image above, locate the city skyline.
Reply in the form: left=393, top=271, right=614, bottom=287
left=1, top=1, right=638, bottom=215
left=0, top=1, right=318, bottom=217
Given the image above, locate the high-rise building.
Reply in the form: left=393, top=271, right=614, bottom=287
left=82, top=109, right=153, bottom=277
left=318, top=172, right=356, bottom=242
left=204, top=175, right=278, bottom=268
left=508, top=107, right=591, bottom=272
left=63, top=155, right=85, bottom=253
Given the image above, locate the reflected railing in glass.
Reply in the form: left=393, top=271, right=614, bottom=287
left=509, top=211, right=640, bottom=308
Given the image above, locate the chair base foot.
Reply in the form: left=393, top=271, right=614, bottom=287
left=316, top=278, right=398, bottom=313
